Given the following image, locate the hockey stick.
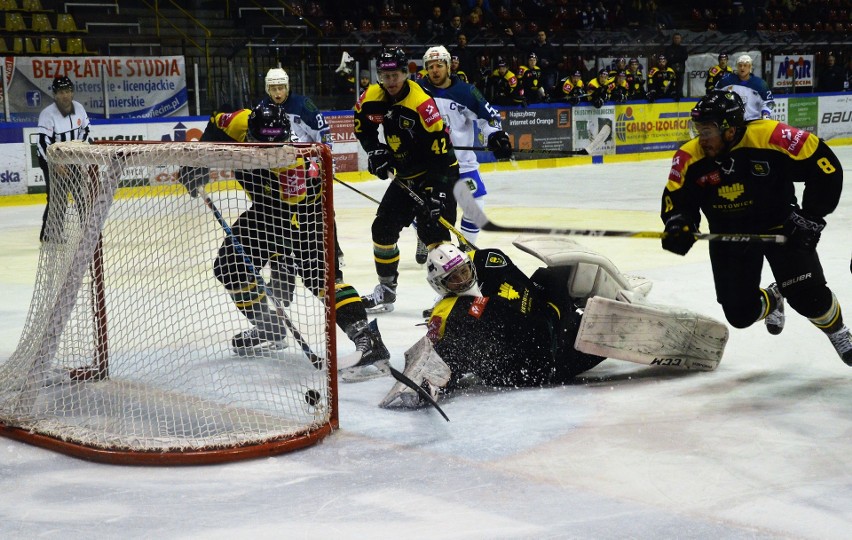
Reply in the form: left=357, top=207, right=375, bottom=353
left=454, top=193, right=787, bottom=243
left=455, top=124, right=612, bottom=157
left=389, top=366, right=450, bottom=422
left=197, top=189, right=324, bottom=368
left=388, top=174, right=478, bottom=250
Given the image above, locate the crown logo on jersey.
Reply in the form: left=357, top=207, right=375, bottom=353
left=497, top=283, right=519, bottom=300
left=718, top=183, right=744, bottom=202
left=386, top=134, right=401, bottom=152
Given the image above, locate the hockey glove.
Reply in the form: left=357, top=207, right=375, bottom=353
left=592, top=96, right=605, bottom=109
left=487, top=131, right=513, bottom=160
left=418, top=194, right=445, bottom=223
left=662, top=214, right=697, bottom=256
left=646, top=89, right=657, bottom=103
left=783, top=210, right=825, bottom=252
left=178, top=166, right=210, bottom=198
left=367, top=145, right=394, bottom=180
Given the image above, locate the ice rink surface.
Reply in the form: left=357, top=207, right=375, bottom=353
left=1, top=149, right=850, bottom=539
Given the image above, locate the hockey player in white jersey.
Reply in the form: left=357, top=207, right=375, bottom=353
left=417, top=45, right=512, bottom=256
left=715, top=54, right=774, bottom=121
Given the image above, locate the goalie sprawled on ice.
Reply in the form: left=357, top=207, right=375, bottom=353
left=381, top=235, right=729, bottom=409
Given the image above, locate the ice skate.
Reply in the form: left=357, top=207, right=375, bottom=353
left=764, top=282, right=785, bottom=335
left=824, top=323, right=852, bottom=366
left=415, top=238, right=428, bottom=264
left=361, top=281, right=397, bottom=313
left=231, top=327, right=287, bottom=356
left=339, top=319, right=391, bottom=382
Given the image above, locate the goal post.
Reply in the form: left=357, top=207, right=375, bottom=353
left=0, top=141, right=339, bottom=465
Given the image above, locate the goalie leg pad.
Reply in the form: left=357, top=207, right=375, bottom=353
left=574, top=296, right=729, bottom=371
left=380, top=336, right=451, bottom=408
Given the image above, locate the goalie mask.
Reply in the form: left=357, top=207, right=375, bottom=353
left=247, top=102, right=291, bottom=143
left=426, top=243, right=481, bottom=297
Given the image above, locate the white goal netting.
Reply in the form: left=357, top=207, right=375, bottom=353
left=0, top=141, right=337, bottom=464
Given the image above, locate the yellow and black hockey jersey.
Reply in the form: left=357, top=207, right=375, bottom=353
left=662, top=120, right=843, bottom=233
left=353, top=79, right=458, bottom=184
left=202, top=109, right=319, bottom=215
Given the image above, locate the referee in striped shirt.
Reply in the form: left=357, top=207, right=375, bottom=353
left=36, top=76, right=91, bottom=242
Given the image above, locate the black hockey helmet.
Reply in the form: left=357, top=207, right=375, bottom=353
left=718, top=53, right=728, bottom=61
left=51, top=76, right=74, bottom=92
left=691, top=90, right=745, bottom=130
left=376, top=47, right=407, bottom=72
left=247, top=102, right=291, bottom=142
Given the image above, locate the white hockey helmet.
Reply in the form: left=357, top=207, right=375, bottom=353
left=426, top=243, right=480, bottom=297
left=265, top=68, right=290, bottom=93
left=736, top=54, right=752, bottom=66
left=423, top=45, right=451, bottom=69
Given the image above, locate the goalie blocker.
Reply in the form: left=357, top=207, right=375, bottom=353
left=382, top=235, right=728, bottom=409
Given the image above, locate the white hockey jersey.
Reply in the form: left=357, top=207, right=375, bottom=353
left=715, top=73, right=775, bottom=121
left=418, top=75, right=503, bottom=173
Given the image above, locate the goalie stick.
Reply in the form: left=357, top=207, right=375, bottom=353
left=389, top=366, right=450, bottom=422
left=197, top=188, right=324, bottom=369
left=452, top=186, right=787, bottom=244
left=454, top=124, right=612, bottom=157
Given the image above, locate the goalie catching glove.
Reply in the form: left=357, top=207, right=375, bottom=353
left=487, top=131, right=513, bottom=159
left=178, top=166, right=210, bottom=198
left=783, top=209, right=824, bottom=252
left=662, top=214, right=697, bottom=255
left=367, top=145, right=394, bottom=180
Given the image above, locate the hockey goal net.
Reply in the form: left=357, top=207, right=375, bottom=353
left=0, top=141, right=338, bottom=464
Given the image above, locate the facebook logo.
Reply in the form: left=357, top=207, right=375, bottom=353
left=26, top=92, right=42, bottom=108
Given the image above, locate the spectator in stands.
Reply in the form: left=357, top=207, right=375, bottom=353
left=420, top=4, right=447, bottom=41
left=451, top=33, right=478, bottom=85
left=706, top=54, right=733, bottom=95
left=464, top=7, right=486, bottom=39
left=37, top=76, right=91, bottom=243
left=528, top=30, right=558, bottom=96
left=444, top=14, right=464, bottom=43
left=816, top=53, right=846, bottom=92
left=663, top=32, right=688, bottom=98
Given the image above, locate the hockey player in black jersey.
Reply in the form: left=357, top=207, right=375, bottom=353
left=180, top=101, right=390, bottom=380
left=661, top=90, right=850, bottom=365
left=353, top=47, right=460, bottom=313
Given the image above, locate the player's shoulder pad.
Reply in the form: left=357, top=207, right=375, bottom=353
left=354, top=83, right=387, bottom=113
left=745, top=120, right=818, bottom=159
left=473, top=248, right=511, bottom=269
left=666, top=140, right=702, bottom=191
left=402, top=83, right=445, bottom=131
